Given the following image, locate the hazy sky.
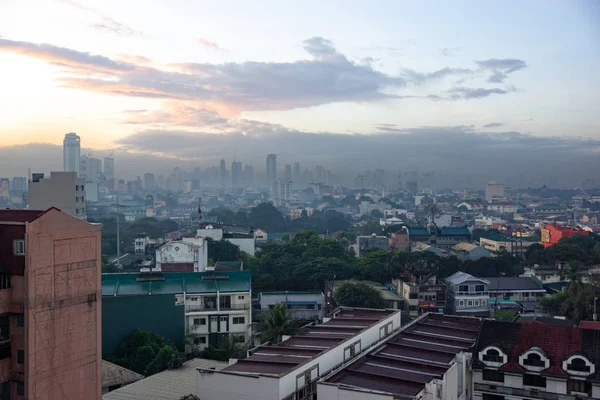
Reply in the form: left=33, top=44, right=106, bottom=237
left=0, top=0, right=599, bottom=186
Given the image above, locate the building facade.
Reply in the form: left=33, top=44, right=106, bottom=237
left=540, top=224, right=588, bottom=248
left=155, top=237, right=208, bottom=272
left=389, top=229, right=410, bottom=251
left=473, top=320, right=600, bottom=400
left=28, top=171, right=87, bottom=220
left=0, top=208, right=102, bottom=399
left=485, top=181, right=504, bottom=203
left=258, top=291, right=325, bottom=322
left=355, top=234, right=390, bottom=257
left=63, top=132, right=81, bottom=176
left=445, top=271, right=491, bottom=317
left=480, top=233, right=540, bottom=255
left=266, top=154, right=277, bottom=185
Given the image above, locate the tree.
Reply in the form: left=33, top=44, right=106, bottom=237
left=206, top=238, right=243, bottom=261
left=102, top=255, right=118, bottom=273
left=201, top=334, right=249, bottom=361
left=493, top=310, right=518, bottom=322
left=370, top=209, right=384, bottom=219
left=334, top=282, right=385, bottom=309
left=256, top=304, right=300, bottom=344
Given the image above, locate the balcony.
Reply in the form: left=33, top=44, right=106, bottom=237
left=185, top=303, right=250, bottom=313
left=455, top=291, right=489, bottom=296
left=474, top=382, right=579, bottom=400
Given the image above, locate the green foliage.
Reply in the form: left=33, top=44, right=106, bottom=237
left=540, top=290, right=568, bottom=315
left=200, top=334, right=250, bottom=361
left=105, top=329, right=184, bottom=376
left=100, top=217, right=178, bottom=255
left=370, top=209, right=384, bottom=218
left=526, top=235, right=600, bottom=266
left=206, top=238, right=244, bottom=262
left=334, top=282, right=385, bottom=309
left=493, top=310, right=518, bottom=322
left=101, top=255, right=118, bottom=273
left=256, top=304, right=301, bottom=344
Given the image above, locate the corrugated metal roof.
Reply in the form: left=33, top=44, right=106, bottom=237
left=102, top=360, right=143, bottom=389
left=445, top=271, right=489, bottom=285
left=102, top=358, right=228, bottom=400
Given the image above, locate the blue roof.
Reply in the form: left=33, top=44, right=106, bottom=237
left=407, top=227, right=429, bottom=237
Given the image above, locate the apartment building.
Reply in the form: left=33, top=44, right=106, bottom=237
left=196, top=308, right=401, bottom=400
left=102, top=271, right=251, bottom=353
left=319, top=313, right=482, bottom=400
left=446, top=271, right=491, bottom=317
left=0, top=208, right=102, bottom=399
left=28, top=172, right=87, bottom=220
left=472, top=320, right=600, bottom=399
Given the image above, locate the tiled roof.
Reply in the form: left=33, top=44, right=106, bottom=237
left=102, top=358, right=227, bottom=400
left=322, top=314, right=482, bottom=399
left=473, top=320, right=600, bottom=380
left=485, top=277, right=544, bottom=292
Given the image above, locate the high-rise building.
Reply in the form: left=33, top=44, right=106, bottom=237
left=28, top=172, right=87, bottom=220
left=243, top=165, right=254, bottom=187
left=80, top=156, right=101, bottom=183
left=231, top=161, right=243, bottom=187
left=156, top=175, right=165, bottom=189
left=219, top=159, right=227, bottom=186
left=9, top=177, right=27, bottom=193
left=103, top=157, right=115, bottom=181
left=63, top=133, right=81, bottom=176
left=266, top=154, right=277, bottom=184
left=284, top=164, right=292, bottom=181
left=0, top=207, right=102, bottom=399
left=314, top=165, right=325, bottom=183
left=406, top=181, right=418, bottom=194
left=143, top=173, right=155, bottom=190
left=270, top=179, right=291, bottom=206
left=485, top=181, right=505, bottom=203
left=293, top=162, right=300, bottom=177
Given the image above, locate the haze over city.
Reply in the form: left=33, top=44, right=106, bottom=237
left=1, top=0, right=599, bottom=187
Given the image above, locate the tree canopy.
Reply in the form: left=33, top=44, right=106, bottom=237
left=334, top=282, right=385, bottom=309
left=256, top=304, right=301, bottom=344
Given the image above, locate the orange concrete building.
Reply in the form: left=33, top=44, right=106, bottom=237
left=0, top=208, right=102, bottom=399
left=540, top=224, right=588, bottom=248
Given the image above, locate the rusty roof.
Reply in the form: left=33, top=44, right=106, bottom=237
left=323, top=313, right=482, bottom=399
left=221, top=308, right=395, bottom=377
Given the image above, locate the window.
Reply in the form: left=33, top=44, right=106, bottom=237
left=219, top=295, right=231, bottom=309
left=204, top=296, right=217, bottom=309
left=523, top=373, right=546, bottom=388
left=474, top=300, right=479, bottom=306
left=13, top=240, right=24, bottom=256
left=482, top=369, right=504, bottom=382
left=567, top=379, right=591, bottom=394
left=409, top=305, right=418, bottom=311
left=458, top=285, right=469, bottom=292
left=81, top=185, right=85, bottom=191
left=75, top=208, right=80, bottom=215
left=523, top=353, right=545, bottom=367
left=238, top=296, right=245, bottom=300
left=0, top=274, right=10, bottom=290
left=409, top=293, right=418, bottom=299
left=459, top=300, right=464, bottom=306
left=220, top=316, right=228, bottom=322
left=16, top=381, right=24, bottom=396
left=193, top=318, right=206, bottom=326
left=17, top=350, right=24, bottom=364
left=483, top=349, right=503, bottom=363
left=193, top=336, right=207, bottom=345
left=232, top=317, right=245, bottom=324
left=468, top=300, right=473, bottom=306
left=567, top=357, right=591, bottom=373
left=523, top=292, right=530, bottom=298
left=475, top=284, right=485, bottom=293
left=0, top=381, right=9, bottom=400
left=0, top=317, right=9, bottom=342
left=16, top=314, right=24, bottom=327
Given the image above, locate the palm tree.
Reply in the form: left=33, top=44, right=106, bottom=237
left=256, top=304, right=300, bottom=344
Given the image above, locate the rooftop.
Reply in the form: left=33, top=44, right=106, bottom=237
left=481, top=233, right=541, bottom=243
left=332, top=280, right=403, bottom=302
left=102, top=358, right=227, bottom=400
left=220, top=308, right=396, bottom=377
left=102, top=360, right=143, bottom=389
left=485, top=276, right=545, bottom=292
left=445, top=271, right=489, bottom=285
left=0, top=208, right=57, bottom=223
left=451, top=242, right=479, bottom=252
left=322, top=313, right=482, bottom=399
left=101, top=271, right=251, bottom=297
left=473, top=320, right=600, bottom=380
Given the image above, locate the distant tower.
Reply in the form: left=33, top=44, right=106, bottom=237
left=63, top=133, right=81, bottom=176
left=231, top=161, right=243, bottom=187
left=266, top=154, right=277, bottom=185
left=219, top=159, right=227, bottom=187
left=284, top=164, right=292, bottom=180
left=197, top=197, right=204, bottom=228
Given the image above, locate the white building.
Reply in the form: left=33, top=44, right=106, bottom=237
left=359, top=201, right=392, bottom=216
left=270, top=179, right=291, bottom=206
left=472, top=319, right=600, bottom=400
left=196, top=308, right=401, bottom=400
left=445, top=271, right=490, bottom=317
left=28, top=171, right=87, bottom=220
left=197, top=227, right=256, bottom=256
left=258, top=291, right=325, bottom=321
left=318, top=313, right=482, bottom=400
left=487, top=202, right=518, bottom=213
left=254, top=229, right=268, bottom=244
left=155, top=237, right=208, bottom=272
left=63, top=132, right=81, bottom=176
left=485, top=181, right=505, bottom=203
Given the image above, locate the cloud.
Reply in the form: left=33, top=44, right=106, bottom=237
left=0, top=36, right=526, bottom=114
left=197, top=38, right=224, bottom=51
left=61, top=0, right=143, bottom=36
left=482, top=122, right=504, bottom=128
left=448, top=86, right=516, bottom=99
left=476, top=58, right=527, bottom=83
left=122, top=104, right=228, bottom=127
left=440, top=47, right=460, bottom=57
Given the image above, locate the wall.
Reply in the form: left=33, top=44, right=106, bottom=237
left=317, top=383, right=394, bottom=400
left=28, top=172, right=85, bottom=219
left=102, top=294, right=184, bottom=354
left=226, top=238, right=255, bottom=256
left=196, top=370, right=280, bottom=400
left=25, top=209, right=102, bottom=399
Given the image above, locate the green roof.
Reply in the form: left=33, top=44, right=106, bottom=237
left=440, top=227, right=471, bottom=236
left=481, top=233, right=541, bottom=243
left=102, top=271, right=251, bottom=297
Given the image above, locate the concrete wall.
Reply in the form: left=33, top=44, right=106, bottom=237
left=25, top=209, right=102, bottom=399
left=227, top=238, right=255, bottom=256
left=318, top=383, right=394, bottom=400
left=196, top=370, right=280, bottom=400
left=156, top=240, right=208, bottom=272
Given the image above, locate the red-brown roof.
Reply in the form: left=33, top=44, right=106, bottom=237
left=0, top=209, right=45, bottom=223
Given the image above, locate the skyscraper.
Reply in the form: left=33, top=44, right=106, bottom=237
left=266, top=154, right=277, bottom=184
left=220, top=159, right=227, bottom=187
left=284, top=164, right=292, bottom=181
left=80, top=155, right=101, bottom=183
left=63, top=133, right=81, bottom=176
left=293, top=162, right=300, bottom=180
left=104, top=157, right=115, bottom=190
left=143, top=173, right=155, bottom=190
left=244, top=164, right=254, bottom=187
left=231, top=161, right=243, bottom=187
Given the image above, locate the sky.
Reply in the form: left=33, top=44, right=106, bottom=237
left=0, top=0, right=599, bottom=186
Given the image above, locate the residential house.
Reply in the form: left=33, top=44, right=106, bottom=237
left=195, top=308, right=401, bottom=400
left=155, top=237, right=208, bottom=272
left=258, top=291, right=325, bottom=322
left=480, top=233, right=540, bottom=255
left=472, top=320, right=600, bottom=400
left=487, top=276, right=547, bottom=314
left=445, top=271, right=491, bottom=317
left=355, top=234, right=390, bottom=257
left=487, top=202, right=518, bottom=214
left=410, top=241, right=449, bottom=257
left=253, top=229, right=268, bottom=244
left=451, top=242, right=491, bottom=261
left=389, top=228, right=409, bottom=251
left=407, top=226, right=472, bottom=249
left=102, top=360, right=143, bottom=394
